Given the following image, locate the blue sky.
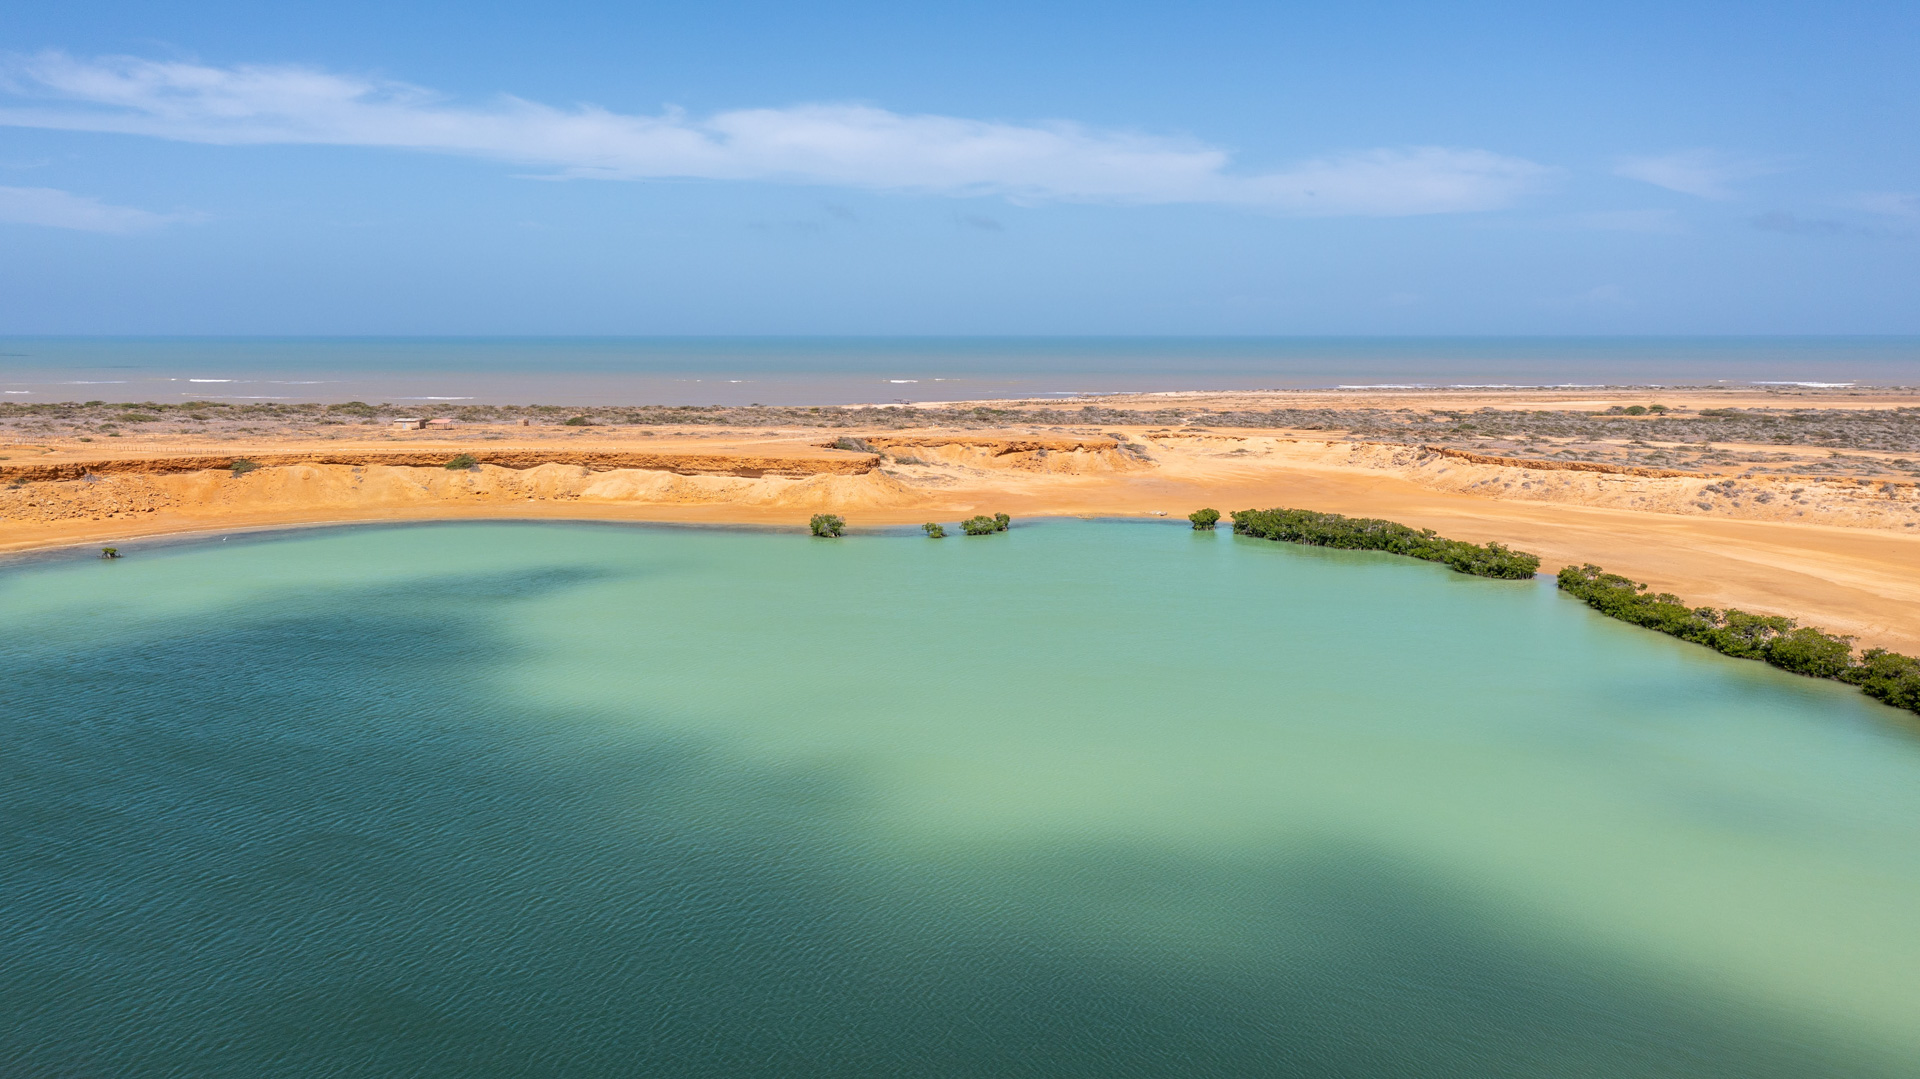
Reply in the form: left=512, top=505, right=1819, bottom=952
left=2, top=0, right=1916, bottom=334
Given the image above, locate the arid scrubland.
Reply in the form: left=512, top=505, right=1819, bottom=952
left=6, top=387, right=1918, bottom=476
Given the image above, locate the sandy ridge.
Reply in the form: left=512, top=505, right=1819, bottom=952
left=5, top=394, right=1918, bottom=654
left=0, top=447, right=879, bottom=482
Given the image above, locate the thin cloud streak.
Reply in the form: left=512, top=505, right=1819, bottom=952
left=0, top=52, right=1553, bottom=216
left=1853, top=191, right=1920, bottom=219
left=0, top=184, right=183, bottom=231
left=1614, top=149, right=1769, bottom=199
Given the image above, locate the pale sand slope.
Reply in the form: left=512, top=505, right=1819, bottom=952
left=4, top=429, right=1919, bottom=654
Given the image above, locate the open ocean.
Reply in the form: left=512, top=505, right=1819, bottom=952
left=2, top=337, right=1916, bottom=406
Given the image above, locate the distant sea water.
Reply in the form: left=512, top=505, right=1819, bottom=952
left=4, top=520, right=1919, bottom=1076
left=1, top=336, right=1915, bottom=406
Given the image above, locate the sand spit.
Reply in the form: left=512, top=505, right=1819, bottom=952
left=5, top=394, right=1919, bottom=654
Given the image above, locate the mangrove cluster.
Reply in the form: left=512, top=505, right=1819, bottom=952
left=1228, top=508, right=1541, bottom=579
left=962, top=513, right=1012, bottom=536
left=1557, top=565, right=1920, bottom=715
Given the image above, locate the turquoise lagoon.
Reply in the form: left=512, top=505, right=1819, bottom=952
left=3, top=520, right=1918, bottom=1077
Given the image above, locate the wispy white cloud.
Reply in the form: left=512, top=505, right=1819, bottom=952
left=0, top=52, right=1553, bottom=216
left=0, top=184, right=182, bottom=231
left=1569, top=208, right=1687, bottom=234
left=1852, top=191, right=1920, bottom=219
left=1614, top=149, right=1770, bottom=199
left=1539, top=283, right=1631, bottom=310
left=1750, top=211, right=1846, bottom=236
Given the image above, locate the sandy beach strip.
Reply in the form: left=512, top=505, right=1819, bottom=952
left=5, top=399, right=1919, bottom=655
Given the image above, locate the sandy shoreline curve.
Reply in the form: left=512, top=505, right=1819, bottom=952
left=5, top=386, right=1918, bottom=652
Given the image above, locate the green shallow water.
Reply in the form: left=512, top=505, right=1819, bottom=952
left=4, top=520, right=1919, bottom=1077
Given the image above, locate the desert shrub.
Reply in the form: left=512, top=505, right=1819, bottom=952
left=230, top=459, right=260, bottom=476
left=563, top=416, right=592, bottom=426
left=922, top=522, right=946, bottom=538
left=832, top=436, right=877, bottom=452
left=1232, top=508, right=1540, bottom=579
left=810, top=513, right=846, bottom=537
left=118, top=412, right=161, bottom=423
left=962, top=515, right=999, bottom=535
left=445, top=454, right=479, bottom=470
left=1623, top=405, right=1648, bottom=416
left=1189, top=507, right=1221, bottom=530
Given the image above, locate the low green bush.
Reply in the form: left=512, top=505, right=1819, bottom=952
left=1557, top=564, right=1916, bottom=716
left=1230, top=507, right=1540, bottom=579
left=1767, top=626, right=1857, bottom=679
left=445, top=454, right=479, bottom=470
left=229, top=459, right=260, bottom=476
left=922, top=522, right=946, bottom=538
left=562, top=416, right=591, bottom=426
left=810, top=513, right=846, bottom=537
left=1189, top=507, right=1221, bottom=530
left=1842, top=650, right=1920, bottom=712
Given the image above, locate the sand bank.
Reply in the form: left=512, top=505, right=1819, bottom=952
left=6, top=413, right=1919, bottom=654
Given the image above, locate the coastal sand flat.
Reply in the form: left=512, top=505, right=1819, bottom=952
left=6, top=402, right=1919, bottom=653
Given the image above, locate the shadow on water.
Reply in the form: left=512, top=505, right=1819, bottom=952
left=0, top=569, right=1903, bottom=1078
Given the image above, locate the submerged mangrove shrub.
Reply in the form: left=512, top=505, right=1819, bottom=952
left=1189, top=508, right=1221, bottom=530
left=445, top=454, right=478, bottom=470
left=962, top=513, right=1011, bottom=536
left=994, top=513, right=1011, bottom=532
left=229, top=459, right=260, bottom=476
left=1556, top=564, right=1920, bottom=716
left=922, top=522, right=946, bottom=538
left=1230, top=507, right=1540, bottom=579
left=809, top=513, right=846, bottom=538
